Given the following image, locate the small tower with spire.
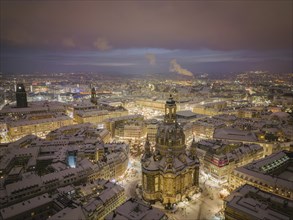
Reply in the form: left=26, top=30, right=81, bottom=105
left=90, top=87, right=97, bottom=105
left=190, top=136, right=199, bottom=186
left=190, top=137, right=198, bottom=160
left=143, top=135, right=152, bottom=160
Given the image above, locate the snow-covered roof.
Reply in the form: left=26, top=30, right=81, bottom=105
left=50, top=206, right=86, bottom=220
left=7, top=115, right=71, bottom=127
left=214, top=127, right=258, bottom=142
left=0, top=193, right=52, bottom=219
left=6, top=174, right=42, bottom=196
left=233, top=151, right=293, bottom=190
left=226, top=184, right=292, bottom=220
left=105, top=198, right=166, bottom=220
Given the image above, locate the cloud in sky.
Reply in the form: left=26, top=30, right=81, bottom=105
left=0, top=1, right=292, bottom=73
left=62, top=38, right=75, bottom=48
left=169, top=59, right=193, bottom=77
left=1, top=1, right=292, bottom=51
left=93, top=38, right=112, bottom=51
left=64, top=61, right=136, bottom=67
left=145, top=53, right=156, bottom=65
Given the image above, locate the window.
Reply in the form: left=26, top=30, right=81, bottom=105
left=155, top=176, right=159, bottom=192
left=143, top=175, right=147, bottom=189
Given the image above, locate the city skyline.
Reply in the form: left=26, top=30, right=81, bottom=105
left=0, top=2, right=292, bottom=219
left=1, top=1, right=292, bottom=74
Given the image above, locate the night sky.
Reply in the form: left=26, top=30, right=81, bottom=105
left=1, top=1, right=292, bottom=75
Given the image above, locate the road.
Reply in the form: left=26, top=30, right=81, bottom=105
left=123, top=177, right=140, bottom=198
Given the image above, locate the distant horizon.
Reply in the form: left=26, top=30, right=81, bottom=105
left=1, top=70, right=292, bottom=76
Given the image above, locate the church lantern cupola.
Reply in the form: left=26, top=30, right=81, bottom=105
left=164, top=94, right=176, bottom=124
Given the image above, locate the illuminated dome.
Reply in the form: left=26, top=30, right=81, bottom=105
left=156, top=123, right=185, bottom=156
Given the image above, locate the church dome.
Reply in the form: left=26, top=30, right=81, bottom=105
left=156, top=124, right=185, bottom=148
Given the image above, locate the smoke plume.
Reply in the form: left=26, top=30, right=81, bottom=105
left=93, top=38, right=112, bottom=51
left=169, top=59, right=193, bottom=77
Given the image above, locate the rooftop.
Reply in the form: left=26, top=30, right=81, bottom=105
left=0, top=193, right=52, bottom=219
left=214, top=127, right=258, bottom=142
left=234, top=151, right=293, bottom=190
left=105, top=198, right=167, bottom=220
left=0, top=101, right=66, bottom=115
left=225, top=184, right=292, bottom=220
left=176, top=110, right=197, bottom=118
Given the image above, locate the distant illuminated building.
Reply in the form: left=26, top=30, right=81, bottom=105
left=115, top=121, right=146, bottom=140
left=104, top=114, right=143, bottom=137
left=193, top=101, right=227, bottom=116
left=146, top=119, right=159, bottom=143
left=16, top=83, right=28, bottom=108
left=141, top=95, right=200, bottom=207
left=72, top=101, right=129, bottom=126
left=136, top=98, right=165, bottom=111
left=6, top=113, right=73, bottom=140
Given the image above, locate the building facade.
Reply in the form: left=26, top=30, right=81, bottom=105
left=229, top=150, right=293, bottom=200
left=7, top=114, right=73, bottom=140
left=195, top=139, right=263, bottom=182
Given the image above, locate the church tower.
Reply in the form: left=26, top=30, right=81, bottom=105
left=90, top=87, right=97, bottom=105
left=16, top=83, right=28, bottom=108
